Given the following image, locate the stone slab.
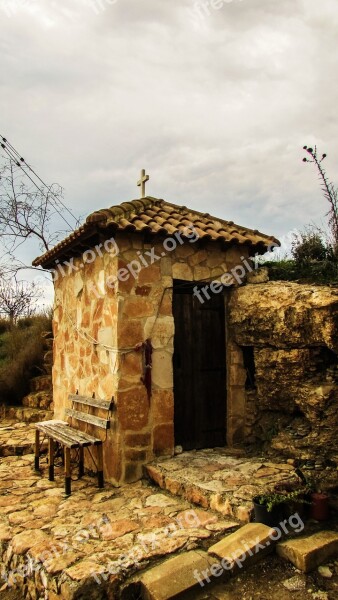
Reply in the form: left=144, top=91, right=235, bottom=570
left=277, top=531, right=338, bottom=572
left=208, top=523, right=275, bottom=571
left=139, top=550, right=216, bottom=600
left=145, top=451, right=313, bottom=522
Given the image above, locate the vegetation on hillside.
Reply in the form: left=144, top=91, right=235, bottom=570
left=263, top=146, right=338, bottom=285
left=0, top=313, right=52, bottom=406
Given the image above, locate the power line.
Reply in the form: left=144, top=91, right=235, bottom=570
left=1, top=144, right=75, bottom=232
left=3, top=136, right=79, bottom=224
left=0, top=135, right=79, bottom=230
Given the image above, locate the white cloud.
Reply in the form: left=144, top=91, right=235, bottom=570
left=1, top=0, right=338, bottom=275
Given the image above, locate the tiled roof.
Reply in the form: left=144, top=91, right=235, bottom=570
left=33, top=197, right=280, bottom=268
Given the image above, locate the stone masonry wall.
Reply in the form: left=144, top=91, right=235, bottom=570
left=53, top=231, right=249, bottom=484
left=53, top=246, right=119, bottom=482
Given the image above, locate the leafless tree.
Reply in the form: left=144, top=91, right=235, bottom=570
left=0, top=154, right=73, bottom=275
left=0, top=278, right=41, bottom=324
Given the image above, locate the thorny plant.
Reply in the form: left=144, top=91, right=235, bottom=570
left=302, top=145, right=338, bottom=251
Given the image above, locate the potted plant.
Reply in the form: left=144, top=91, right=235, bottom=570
left=253, top=484, right=311, bottom=526
left=290, top=470, right=330, bottom=521
left=253, top=491, right=288, bottom=527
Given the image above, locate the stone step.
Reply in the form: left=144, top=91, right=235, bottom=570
left=145, top=463, right=253, bottom=522
left=22, top=390, right=53, bottom=410
left=277, top=530, right=338, bottom=572
left=134, top=550, right=219, bottom=600
left=208, top=522, right=276, bottom=572
left=130, top=524, right=275, bottom=600
left=30, top=375, right=52, bottom=393
left=0, top=418, right=50, bottom=457
left=2, top=406, right=53, bottom=423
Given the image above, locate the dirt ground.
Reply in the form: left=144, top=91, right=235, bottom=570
left=193, top=554, right=338, bottom=600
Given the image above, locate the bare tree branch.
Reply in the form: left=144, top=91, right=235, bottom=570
left=0, top=154, right=71, bottom=256
left=0, top=278, right=41, bottom=324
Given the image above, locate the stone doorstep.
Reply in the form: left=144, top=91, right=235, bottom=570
left=144, top=464, right=253, bottom=522
left=277, top=530, right=338, bottom=573
left=133, top=524, right=276, bottom=600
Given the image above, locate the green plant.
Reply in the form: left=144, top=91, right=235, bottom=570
left=255, top=476, right=312, bottom=512
left=264, top=258, right=338, bottom=285
left=292, top=230, right=327, bottom=265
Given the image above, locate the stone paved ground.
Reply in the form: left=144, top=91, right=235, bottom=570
left=0, top=451, right=239, bottom=599
left=145, top=448, right=334, bottom=521
left=0, top=421, right=49, bottom=457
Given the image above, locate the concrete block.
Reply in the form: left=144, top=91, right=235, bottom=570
left=208, top=523, right=275, bottom=571
left=277, top=531, right=338, bottom=572
left=139, top=550, right=215, bottom=599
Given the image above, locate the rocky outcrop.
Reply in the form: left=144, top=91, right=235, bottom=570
left=229, top=282, right=338, bottom=352
left=228, top=282, right=338, bottom=468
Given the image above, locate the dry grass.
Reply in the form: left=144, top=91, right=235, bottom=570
left=0, top=314, right=52, bottom=405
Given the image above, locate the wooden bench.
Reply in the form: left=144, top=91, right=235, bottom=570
left=34, top=393, right=114, bottom=496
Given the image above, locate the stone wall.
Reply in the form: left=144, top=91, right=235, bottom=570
left=52, top=245, right=119, bottom=481
left=228, top=282, right=338, bottom=464
left=53, top=232, right=248, bottom=484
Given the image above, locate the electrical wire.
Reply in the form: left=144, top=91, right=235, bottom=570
left=1, top=143, right=75, bottom=231
left=0, top=135, right=78, bottom=230
left=0, top=135, right=78, bottom=223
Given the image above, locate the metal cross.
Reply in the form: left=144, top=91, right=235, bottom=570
left=137, top=169, right=149, bottom=198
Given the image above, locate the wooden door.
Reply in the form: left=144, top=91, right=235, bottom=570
left=173, top=280, right=227, bottom=450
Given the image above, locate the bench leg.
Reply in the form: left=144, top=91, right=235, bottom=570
left=48, top=438, right=54, bottom=482
left=97, top=445, right=104, bottom=488
left=34, top=429, right=40, bottom=471
left=65, top=447, right=71, bottom=496
left=79, top=447, right=84, bottom=478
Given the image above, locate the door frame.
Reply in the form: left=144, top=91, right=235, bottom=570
left=172, top=279, right=227, bottom=450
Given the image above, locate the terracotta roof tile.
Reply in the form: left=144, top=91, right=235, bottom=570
left=33, top=196, right=280, bottom=268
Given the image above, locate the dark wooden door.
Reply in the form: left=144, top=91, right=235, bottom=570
left=173, top=280, right=227, bottom=450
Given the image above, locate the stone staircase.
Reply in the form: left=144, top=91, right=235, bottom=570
left=122, top=522, right=338, bottom=599
left=0, top=331, right=53, bottom=457
left=138, top=451, right=338, bottom=599
left=128, top=523, right=275, bottom=599
left=144, top=449, right=304, bottom=523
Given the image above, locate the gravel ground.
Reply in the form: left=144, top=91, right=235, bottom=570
left=193, top=554, right=338, bottom=600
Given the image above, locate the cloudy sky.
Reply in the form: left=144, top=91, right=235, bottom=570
left=1, top=0, right=338, bottom=272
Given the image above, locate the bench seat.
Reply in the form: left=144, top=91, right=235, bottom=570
left=34, top=393, right=113, bottom=496
left=36, top=421, right=102, bottom=449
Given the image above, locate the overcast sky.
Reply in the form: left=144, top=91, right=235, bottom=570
left=1, top=0, right=338, bottom=272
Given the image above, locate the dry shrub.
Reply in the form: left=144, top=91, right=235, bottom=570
left=0, top=313, right=52, bottom=406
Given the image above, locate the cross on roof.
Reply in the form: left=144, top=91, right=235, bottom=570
left=137, top=169, right=149, bottom=198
